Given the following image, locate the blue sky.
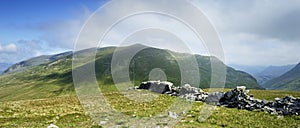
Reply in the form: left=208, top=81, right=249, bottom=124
left=0, top=0, right=300, bottom=67
left=0, top=0, right=105, bottom=42
left=0, top=0, right=108, bottom=63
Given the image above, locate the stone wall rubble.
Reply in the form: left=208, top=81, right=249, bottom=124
left=137, top=81, right=300, bottom=116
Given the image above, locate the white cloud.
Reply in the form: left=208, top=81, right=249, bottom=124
left=192, top=0, right=300, bottom=66
left=0, top=40, right=66, bottom=63
left=71, top=0, right=224, bottom=60
left=0, top=43, right=17, bottom=53
left=222, top=33, right=300, bottom=66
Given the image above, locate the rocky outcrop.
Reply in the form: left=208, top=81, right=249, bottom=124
left=137, top=81, right=300, bottom=116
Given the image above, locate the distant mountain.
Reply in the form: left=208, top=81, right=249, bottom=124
left=4, top=51, right=72, bottom=74
left=0, top=63, right=12, bottom=74
left=228, top=64, right=266, bottom=76
left=255, top=64, right=295, bottom=85
left=0, top=44, right=263, bottom=101
left=263, top=63, right=300, bottom=91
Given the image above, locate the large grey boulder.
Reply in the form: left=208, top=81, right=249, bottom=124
left=138, top=81, right=173, bottom=94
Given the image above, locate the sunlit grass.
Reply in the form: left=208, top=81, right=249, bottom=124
left=1, top=88, right=300, bottom=127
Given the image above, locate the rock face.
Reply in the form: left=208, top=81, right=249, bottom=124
left=137, top=81, right=300, bottom=116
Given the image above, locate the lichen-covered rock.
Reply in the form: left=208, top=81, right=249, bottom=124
left=179, top=93, right=198, bottom=101
left=179, top=84, right=203, bottom=95
left=177, top=84, right=206, bottom=101
left=205, top=92, right=224, bottom=105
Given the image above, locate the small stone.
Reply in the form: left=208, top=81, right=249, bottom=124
left=277, top=115, right=284, bottom=119
left=236, top=86, right=246, bottom=92
left=179, top=111, right=186, bottom=115
left=168, top=111, right=178, bottom=119
left=47, top=124, right=59, bottom=128
left=99, top=121, right=107, bottom=125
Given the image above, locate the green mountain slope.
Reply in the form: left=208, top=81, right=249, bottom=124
left=0, top=44, right=263, bottom=101
left=263, top=62, right=300, bottom=91
left=94, top=45, right=262, bottom=89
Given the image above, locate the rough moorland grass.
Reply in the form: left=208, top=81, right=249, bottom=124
left=1, top=88, right=300, bottom=128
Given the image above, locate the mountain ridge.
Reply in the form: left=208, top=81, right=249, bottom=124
left=3, top=51, right=72, bottom=74
left=255, top=64, right=295, bottom=85
left=263, top=63, right=300, bottom=90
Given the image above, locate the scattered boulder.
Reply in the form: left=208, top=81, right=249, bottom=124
left=136, top=81, right=300, bottom=116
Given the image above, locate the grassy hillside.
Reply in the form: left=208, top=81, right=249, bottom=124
left=0, top=56, right=74, bottom=101
left=263, top=63, right=300, bottom=91
left=1, top=44, right=299, bottom=127
left=1, top=89, right=300, bottom=128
